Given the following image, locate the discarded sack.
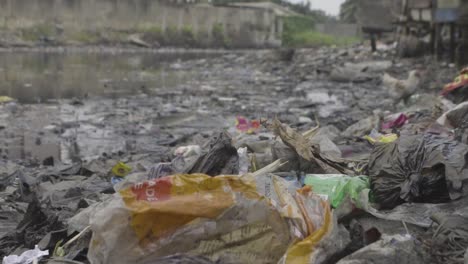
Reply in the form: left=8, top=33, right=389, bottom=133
left=368, top=134, right=468, bottom=209
left=304, top=174, right=370, bottom=208
left=87, top=169, right=334, bottom=264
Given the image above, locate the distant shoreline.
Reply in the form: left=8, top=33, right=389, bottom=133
left=0, top=45, right=270, bottom=54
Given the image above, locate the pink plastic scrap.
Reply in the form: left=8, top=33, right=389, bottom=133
left=235, top=116, right=260, bottom=134
left=381, top=113, right=408, bottom=130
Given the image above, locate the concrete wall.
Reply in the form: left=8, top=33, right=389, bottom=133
left=315, top=23, right=360, bottom=38
left=0, top=0, right=282, bottom=48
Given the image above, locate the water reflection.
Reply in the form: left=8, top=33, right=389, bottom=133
left=0, top=51, right=216, bottom=103
left=0, top=50, right=222, bottom=163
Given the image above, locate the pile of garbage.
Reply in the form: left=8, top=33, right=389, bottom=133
left=2, top=50, right=468, bottom=264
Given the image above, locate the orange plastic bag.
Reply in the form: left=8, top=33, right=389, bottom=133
left=88, top=172, right=333, bottom=264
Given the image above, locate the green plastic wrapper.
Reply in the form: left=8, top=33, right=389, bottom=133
left=304, top=174, right=370, bottom=208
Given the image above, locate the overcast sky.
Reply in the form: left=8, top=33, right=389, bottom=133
left=311, top=0, right=345, bottom=15
left=290, top=0, right=345, bottom=16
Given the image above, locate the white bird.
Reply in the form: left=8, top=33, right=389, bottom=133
left=382, top=70, right=422, bottom=102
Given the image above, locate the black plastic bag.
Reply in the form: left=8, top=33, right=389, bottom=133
left=368, top=134, right=468, bottom=209
left=189, top=131, right=239, bottom=176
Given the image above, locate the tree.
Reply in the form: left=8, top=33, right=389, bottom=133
left=339, top=0, right=358, bottom=23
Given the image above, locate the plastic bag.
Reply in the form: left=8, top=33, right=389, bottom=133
left=437, top=102, right=468, bottom=129
left=381, top=113, right=408, bottom=130
left=304, top=174, right=370, bottom=208
left=336, top=235, right=428, bottom=264
left=3, top=245, right=48, bottom=264
left=171, top=145, right=202, bottom=173
left=188, top=132, right=239, bottom=176
left=357, top=189, right=468, bottom=228
left=270, top=118, right=360, bottom=175
left=147, top=162, right=173, bottom=179
left=363, top=129, right=398, bottom=144
left=237, top=147, right=249, bottom=175
left=87, top=170, right=333, bottom=264
left=368, top=134, right=468, bottom=209
left=235, top=116, right=260, bottom=134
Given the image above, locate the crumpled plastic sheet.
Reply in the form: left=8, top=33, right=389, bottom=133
left=270, top=118, right=363, bottom=176
left=237, top=147, right=249, bottom=175
left=358, top=189, right=468, bottom=228
left=336, top=234, right=428, bottom=264
left=2, top=245, right=49, bottom=264
left=431, top=213, right=468, bottom=263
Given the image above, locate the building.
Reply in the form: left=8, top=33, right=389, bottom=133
left=0, top=0, right=297, bottom=48
left=355, top=0, right=402, bottom=51
left=399, top=0, right=463, bottom=61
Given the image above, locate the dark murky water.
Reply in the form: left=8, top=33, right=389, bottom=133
left=0, top=51, right=220, bottom=103
left=0, top=50, right=227, bottom=163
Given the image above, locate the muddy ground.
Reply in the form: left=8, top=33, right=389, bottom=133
left=0, top=46, right=457, bottom=164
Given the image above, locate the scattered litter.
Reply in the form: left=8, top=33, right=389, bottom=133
left=442, top=67, right=468, bottom=103
left=381, top=113, right=408, bottom=130
left=431, top=213, right=468, bottom=263
left=363, top=129, right=398, bottom=144
left=111, top=162, right=132, bottom=177
left=3, top=245, right=49, bottom=264
left=237, top=147, right=249, bottom=175
left=147, top=162, right=173, bottom=179
left=0, top=44, right=465, bottom=264
left=0, top=96, right=14, bottom=103
left=235, top=116, right=261, bottom=134
left=337, top=234, right=429, bottom=264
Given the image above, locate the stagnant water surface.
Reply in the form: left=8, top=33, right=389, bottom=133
left=0, top=50, right=227, bottom=162
left=0, top=50, right=222, bottom=103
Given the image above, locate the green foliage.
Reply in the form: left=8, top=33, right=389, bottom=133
left=165, top=26, right=180, bottom=45
left=283, top=16, right=316, bottom=35
left=212, top=23, right=231, bottom=48
left=70, top=31, right=100, bottom=43
left=284, top=30, right=360, bottom=47
left=21, top=23, right=54, bottom=41
left=140, top=26, right=165, bottom=43
left=339, top=0, right=358, bottom=23
left=181, top=26, right=197, bottom=46
left=282, top=16, right=315, bottom=46
left=283, top=16, right=359, bottom=47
